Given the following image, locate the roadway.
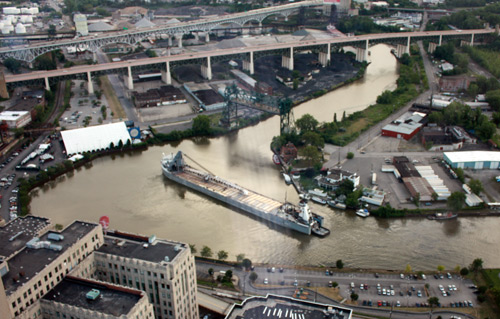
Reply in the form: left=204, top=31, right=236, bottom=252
left=4, top=29, right=493, bottom=84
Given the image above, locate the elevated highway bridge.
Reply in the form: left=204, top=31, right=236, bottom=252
left=2, top=28, right=493, bottom=97
left=0, top=0, right=325, bottom=63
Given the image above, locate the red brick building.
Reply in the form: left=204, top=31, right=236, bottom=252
left=280, top=142, right=297, bottom=164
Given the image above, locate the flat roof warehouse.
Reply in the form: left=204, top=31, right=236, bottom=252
left=60, top=122, right=131, bottom=155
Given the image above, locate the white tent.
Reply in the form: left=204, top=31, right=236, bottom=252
left=61, top=122, right=131, bottom=155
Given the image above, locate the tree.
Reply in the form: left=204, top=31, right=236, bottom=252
left=48, top=24, right=56, bottom=37
left=236, top=253, right=245, bottom=263
left=336, top=179, right=354, bottom=196
left=470, top=258, right=483, bottom=273
left=189, top=244, right=197, bottom=254
left=224, top=270, right=233, bottom=282
left=242, top=258, right=252, bottom=270
left=302, top=131, right=324, bottom=148
left=336, top=259, right=344, bottom=269
left=346, top=152, right=354, bottom=159
left=468, top=179, right=483, bottom=195
left=437, top=265, right=445, bottom=272
left=460, top=267, right=469, bottom=276
left=249, top=271, right=258, bottom=282
left=55, top=224, right=63, bottom=230
left=192, top=115, right=211, bottom=136
left=447, top=192, right=465, bottom=211
left=300, top=145, right=321, bottom=166
left=428, top=296, right=440, bottom=308
left=217, top=250, right=228, bottom=260
left=4, top=57, right=21, bottom=73
left=295, top=114, right=319, bottom=133
left=200, top=245, right=212, bottom=258
left=486, top=89, right=500, bottom=111
left=208, top=268, right=214, bottom=277
left=477, top=121, right=496, bottom=141
left=350, top=292, right=359, bottom=301
left=405, top=264, right=412, bottom=274
left=332, top=281, right=338, bottom=288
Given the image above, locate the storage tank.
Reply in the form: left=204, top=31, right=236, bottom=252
left=3, top=7, right=20, bottom=15
left=15, top=23, right=26, bottom=34
left=2, top=24, right=14, bottom=34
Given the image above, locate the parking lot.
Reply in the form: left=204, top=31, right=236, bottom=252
left=60, top=80, right=113, bottom=129
left=252, top=266, right=478, bottom=310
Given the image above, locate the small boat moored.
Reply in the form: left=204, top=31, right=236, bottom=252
left=282, top=173, right=292, bottom=185
left=327, top=200, right=346, bottom=210
left=356, top=208, right=370, bottom=218
left=427, top=212, right=457, bottom=220
left=311, top=196, right=327, bottom=205
left=272, top=154, right=281, bottom=165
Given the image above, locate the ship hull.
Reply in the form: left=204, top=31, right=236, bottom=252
left=162, top=167, right=312, bottom=235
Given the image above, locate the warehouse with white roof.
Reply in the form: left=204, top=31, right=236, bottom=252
left=444, top=151, right=500, bottom=170
left=61, top=122, right=131, bottom=155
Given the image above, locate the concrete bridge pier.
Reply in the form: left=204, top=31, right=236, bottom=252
left=168, top=36, right=173, bottom=47
left=161, top=61, right=171, bottom=85
left=176, top=34, right=183, bottom=48
left=194, top=32, right=199, bottom=42
left=439, top=34, right=442, bottom=46
left=44, top=77, right=50, bottom=92
left=205, top=32, right=210, bottom=43
left=242, top=51, right=254, bottom=75
left=0, top=72, right=8, bottom=99
left=125, top=66, right=134, bottom=90
left=28, top=62, right=33, bottom=69
left=428, top=42, right=438, bottom=54
left=281, top=47, right=294, bottom=70
left=355, top=39, right=369, bottom=62
left=460, top=33, right=475, bottom=47
left=200, top=57, right=212, bottom=80
left=318, top=43, right=331, bottom=67
left=86, top=71, right=94, bottom=94
left=396, top=44, right=406, bottom=58
left=92, top=51, right=97, bottom=62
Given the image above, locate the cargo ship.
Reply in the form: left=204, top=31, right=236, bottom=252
left=161, top=151, right=330, bottom=237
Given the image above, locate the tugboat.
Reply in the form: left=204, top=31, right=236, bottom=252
left=327, top=200, right=346, bottom=210
left=427, top=212, right=458, bottom=220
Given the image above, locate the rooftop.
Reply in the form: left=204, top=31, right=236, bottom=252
left=226, top=294, right=352, bottom=319
left=444, top=151, right=500, bottom=163
left=0, top=216, right=51, bottom=259
left=0, top=110, right=29, bottom=120
left=97, top=230, right=185, bottom=264
left=43, top=276, right=142, bottom=316
left=2, top=221, right=99, bottom=295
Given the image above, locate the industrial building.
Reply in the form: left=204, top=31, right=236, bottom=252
left=60, top=121, right=132, bottom=155
left=133, top=86, right=187, bottom=108
left=0, top=111, right=31, bottom=129
left=225, top=294, right=352, bottom=319
left=0, top=216, right=199, bottom=319
left=444, top=151, right=500, bottom=169
left=74, top=14, right=89, bottom=36
left=381, top=112, right=425, bottom=140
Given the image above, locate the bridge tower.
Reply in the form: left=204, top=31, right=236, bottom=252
left=221, top=83, right=240, bottom=128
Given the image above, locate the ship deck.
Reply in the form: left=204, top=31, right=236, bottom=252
left=176, top=169, right=283, bottom=214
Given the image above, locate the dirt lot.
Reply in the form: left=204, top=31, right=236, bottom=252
left=172, top=52, right=360, bottom=102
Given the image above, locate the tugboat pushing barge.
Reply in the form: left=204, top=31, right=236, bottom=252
left=161, top=151, right=330, bottom=237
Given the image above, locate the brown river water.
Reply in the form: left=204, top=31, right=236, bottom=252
left=30, top=45, right=500, bottom=270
